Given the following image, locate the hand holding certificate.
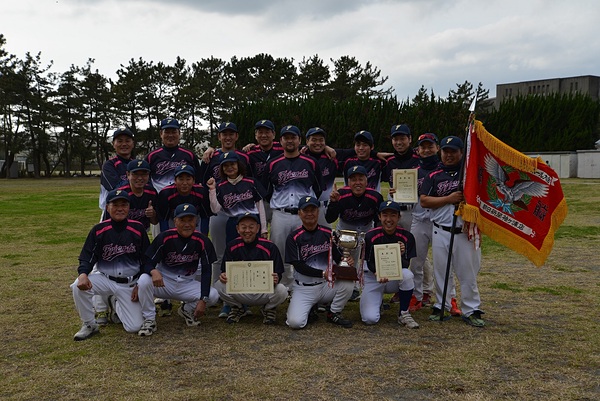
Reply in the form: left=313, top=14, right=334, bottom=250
left=225, top=261, right=274, bottom=294
left=374, top=243, right=403, bottom=281
left=392, top=169, right=418, bottom=203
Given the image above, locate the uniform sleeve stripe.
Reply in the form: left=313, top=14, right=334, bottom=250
left=126, top=225, right=142, bottom=237
left=95, top=225, right=112, bottom=236
left=256, top=244, right=271, bottom=257
left=292, top=229, right=305, bottom=241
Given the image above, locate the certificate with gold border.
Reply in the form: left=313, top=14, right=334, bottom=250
left=374, top=243, right=403, bottom=280
left=225, top=261, right=274, bottom=294
left=392, top=169, right=418, bottom=203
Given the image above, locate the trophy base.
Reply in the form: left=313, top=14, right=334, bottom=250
left=332, top=264, right=359, bottom=281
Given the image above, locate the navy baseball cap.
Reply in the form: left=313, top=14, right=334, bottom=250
left=354, top=130, right=374, bottom=145
left=391, top=124, right=411, bottom=137
left=379, top=200, right=402, bottom=213
left=280, top=125, right=301, bottom=137
left=417, top=133, right=439, bottom=145
left=219, top=151, right=240, bottom=165
left=255, top=120, right=275, bottom=131
left=218, top=122, right=238, bottom=133
left=174, top=164, right=196, bottom=177
left=174, top=203, right=197, bottom=218
left=106, top=189, right=130, bottom=204
left=237, top=212, right=260, bottom=224
left=298, top=196, right=320, bottom=209
left=160, top=118, right=181, bottom=129
left=347, top=165, right=368, bottom=177
left=127, top=159, right=151, bottom=173
left=112, top=127, right=134, bottom=140
left=306, top=127, right=326, bottom=138
left=440, top=136, right=464, bottom=150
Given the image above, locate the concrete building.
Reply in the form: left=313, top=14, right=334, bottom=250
left=496, top=75, right=600, bottom=107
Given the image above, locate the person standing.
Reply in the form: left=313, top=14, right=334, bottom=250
left=99, top=127, right=135, bottom=214
left=214, top=213, right=287, bottom=324
left=286, top=196, right=354, bottom=329
left=420, top=136, right=485, bottom=327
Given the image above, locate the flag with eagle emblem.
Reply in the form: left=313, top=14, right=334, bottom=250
left=459, top=120, right=568, bottom=267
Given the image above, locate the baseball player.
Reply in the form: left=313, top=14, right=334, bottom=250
left=156, top=164, right=213, bottom=233
left=304, top=127, right=339, bottom=227
left=407, top=133, right=459, bottom=314
left=214, top=213, right=287, bottom=324
left=286, top=196, right=355, bottom=329
left=339, top=131, right=385, bottom=191
left=420, top=136, right=485, bottom=327
left=71, top=189, right=155, bottom=340
left=99, top=127, right=135, bottom=214
left=115, top=160, right=159, bottom=231
left=245, top=120, right=283, bottom=193
left=95, top=127, right=135, bottom=324
left=360, top=201, right=419, bottom=328
left=267, top=125, right=323, bottom=288
left=136, top=204, right=219, bottom=329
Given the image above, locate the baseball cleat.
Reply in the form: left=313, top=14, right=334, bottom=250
left=226, top=305, right=245, bottom=324
left=137, top=319, right=157, bottom=336
left=428, top=308, right=451, bottom=321
left=450, top=298, right=462, bottom=316
left=408, top=295, right=422, bottom=312
left=218, top=304, right=231, bottom=318
left=74, top=323, right=99, bottom=341
left=327, top=311, right=353, bottom=328
left=398, top=311, right=420, bottom=329
left=421, top=293, right=432, bottom=307
left=178, top=303, right=200, bottom=326
left=95, top=311, right=109, bottom=326
left=155, top=298, right=172, bottom=317
left=462, top=310, right=485, bottom=327
left=261, top=307, right=277, bottom=325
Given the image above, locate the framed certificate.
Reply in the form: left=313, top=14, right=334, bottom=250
left=374, top=243, right=403, bottom=280
left=225, top=261, right=274, bottom=294
left=392, top=169, right=418, bottom=203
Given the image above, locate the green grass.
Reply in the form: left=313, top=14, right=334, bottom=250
left=0, top=177, right=599, bottom=401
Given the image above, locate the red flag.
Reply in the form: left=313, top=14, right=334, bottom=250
left=459, top=120, right=568, bottom=267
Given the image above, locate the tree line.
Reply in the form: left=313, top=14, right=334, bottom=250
left=1, top=33, right=598, bottom=178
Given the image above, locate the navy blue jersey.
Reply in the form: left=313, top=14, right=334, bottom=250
left=412, top=155, right=442, bottom=221
left=112, top=183, right=158, bottom=230
left=325, top=187, right=383, bottom=227
left=420, top=164, right=462, bottom=227
left=216, top=177, right=266, bottom=217
left=382, top=149, right=420, bottom=186
left=78, top=219, right=150, bottom=277
left=364, top=226, right=416, bottom=272
left=145, top=146, right=201, bottom=192
left=145, top=229, right=216, bottom=298
left=286, top=225, right=341, bottom=284
left=342, top=156, right=385, bottom=190
left=221, top=236, right=285, bottom=282
left=99, top=155, right=132, bottom=210
left=247, top=142, right=284, bottom=190
left=199, top=149, right=252, bottom=184
left=156, top=183, right=211, bottom=221
left=306, top=150, right=338, bottom=202
left=267, top=154, right=323, bottom=208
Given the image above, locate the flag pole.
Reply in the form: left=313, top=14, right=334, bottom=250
left=438, top=96, right=476, bottom=322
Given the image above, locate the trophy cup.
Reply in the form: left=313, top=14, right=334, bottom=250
left=331, top=229, right=366, bottom=281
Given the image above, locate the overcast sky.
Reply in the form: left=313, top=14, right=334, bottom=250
left=2, top=0, right=598, bottom=99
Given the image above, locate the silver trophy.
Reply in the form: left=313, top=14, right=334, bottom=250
left=331, top=229, right=366, bottom=280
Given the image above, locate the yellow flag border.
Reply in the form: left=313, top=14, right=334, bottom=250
left=459, top=120, right=568, bottom=267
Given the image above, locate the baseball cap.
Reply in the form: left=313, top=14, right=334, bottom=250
left=106, top=189, right=130, bottom=204
left=112, top=127, right=134, bottom=140
left=379, top=200, right=402, bottom=213
left=219, top=151, right=240, bottom=165
left=347, top=165, right=368, bottom=177
left=127, top=159, right=151, bottom=173
left=174, top=164, right=196, bottom=177
left=255, top=120, right=275, bottom=131
left=417, top=133, right=439, bottom=146
left=237, top=212, right=260, bottom=224
left=440, top=136, right=464, bottom=150
left=391, top=124, right=411, bottom=137
left=174, top=203, right=197, bottom=218
left=280, top=125, right=301, bottom=137
left=160, top=118, right=181, bottom=129
left=218, top=122, right=238, bottom=133
left=306, top=127, right=326, bottom=138
left=298, top=196, right=320, bottom=209
left=354, top=130, right=374, bottom=145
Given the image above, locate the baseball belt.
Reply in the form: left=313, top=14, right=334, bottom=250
left=433, top=222, right=463, bottom=235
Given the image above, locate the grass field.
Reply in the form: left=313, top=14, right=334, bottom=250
left=0, top=178, right=599, bottom=401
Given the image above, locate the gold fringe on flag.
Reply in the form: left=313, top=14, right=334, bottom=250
left=472, top=120, right=539, bottom=173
